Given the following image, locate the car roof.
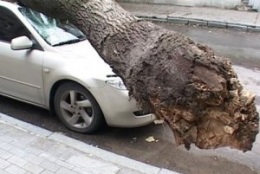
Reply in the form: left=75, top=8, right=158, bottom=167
left=0, top=1, right=20, bottom=10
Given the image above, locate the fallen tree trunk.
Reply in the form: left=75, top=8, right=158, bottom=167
left=7, top=0, right=259, bottom=151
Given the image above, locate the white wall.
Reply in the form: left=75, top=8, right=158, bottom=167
left=117, top=0, right=242, bottom=9
left=249, top=0, right=260, bottom=11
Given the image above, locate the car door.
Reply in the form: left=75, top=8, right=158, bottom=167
left=0, top=6, right=45, bottom=105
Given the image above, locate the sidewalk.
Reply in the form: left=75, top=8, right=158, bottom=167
left=119, top=2, right=260, bottom=32
left=0, top=113, right=178, bottom=174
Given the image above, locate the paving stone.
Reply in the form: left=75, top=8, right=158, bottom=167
left=40, top=170, right=55, bottom=174
left=24, top=147, right=43, bottom=156
left=0, top=149, right=13, bottom=160
left=22, top=154, right=44, bottom=165
left=0, top=135, right=14, bottom=143
left=67, top=155, right=120, bottom=174
left=117, top=168, right=145, bottom=174
left=55, top=160, right=75, bottom=169
left=33, top=140, right=79, bottom=161
left=10, top=141, right=28, bottom=149
left=7, top=156, right=27, bottom=167
left=22, top=162, right=44, bottom=174
left=73, top=166, right=103, bottom=174
left=38, top=153, right=58, bottom=162
left=40, top=161, right=60, bottom=172
left=73, top=165, right=120, bottom=174
left=0, top=168, right=11, bottom=174
left=56, top=167, right=80, bottom=174
left=5, top=165, right=26, bottom=174
left=0, top=158, right=11, bottom=169
left=0, top=142, right=14, bottom=151
left=9, top=147, right=27, bottom=157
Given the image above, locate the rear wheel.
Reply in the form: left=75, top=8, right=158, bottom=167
left=54, top=82, right=105, bottom=133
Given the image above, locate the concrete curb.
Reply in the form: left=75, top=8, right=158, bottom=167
left=134, top=13, right=260, bottom=32
left=0, top=113, right=179, bottom=174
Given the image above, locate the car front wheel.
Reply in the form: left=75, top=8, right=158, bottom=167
left=54, top=82, right=105, bottom=133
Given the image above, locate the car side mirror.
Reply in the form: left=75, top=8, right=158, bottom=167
left=11, top=36, right=33, bottom=50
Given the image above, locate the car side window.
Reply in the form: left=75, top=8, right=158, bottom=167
left=0, top=6, right=30, bottom=42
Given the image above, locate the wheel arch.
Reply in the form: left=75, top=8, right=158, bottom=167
left=49, top=80, right=70, bottom=116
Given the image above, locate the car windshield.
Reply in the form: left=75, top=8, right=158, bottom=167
left=19, top=7, right=86, bottom=46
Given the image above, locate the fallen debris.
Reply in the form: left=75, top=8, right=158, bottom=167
left=145, top=136, right=159, bottom=143
left=154, top=120, right=165, bottom=125
left=145, top=136, right=156, bottom=143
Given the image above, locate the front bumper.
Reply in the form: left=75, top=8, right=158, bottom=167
left=89, top=85, right=155, bottom=128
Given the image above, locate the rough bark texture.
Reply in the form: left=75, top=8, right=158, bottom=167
left=4, top=0, right=259, bottom=151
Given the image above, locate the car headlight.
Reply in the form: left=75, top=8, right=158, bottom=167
left=106, top=79, right=127, bottom=90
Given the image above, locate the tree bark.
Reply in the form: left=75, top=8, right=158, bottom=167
left=5, top=0, right=258, bottom=151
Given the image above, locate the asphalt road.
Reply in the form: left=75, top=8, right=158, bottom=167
left=0, top=24, right=260, bottom=174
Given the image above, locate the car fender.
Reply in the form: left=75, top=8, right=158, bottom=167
left=43, top=61, right=110, bottom=108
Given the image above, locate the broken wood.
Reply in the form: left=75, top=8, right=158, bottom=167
left=4, top=0, right=259, bottom=151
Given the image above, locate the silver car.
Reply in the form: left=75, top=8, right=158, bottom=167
left=0, top=1, right=154, bottom=133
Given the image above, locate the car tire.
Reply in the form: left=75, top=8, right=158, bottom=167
left=54, top=82, right=105, bottom=133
